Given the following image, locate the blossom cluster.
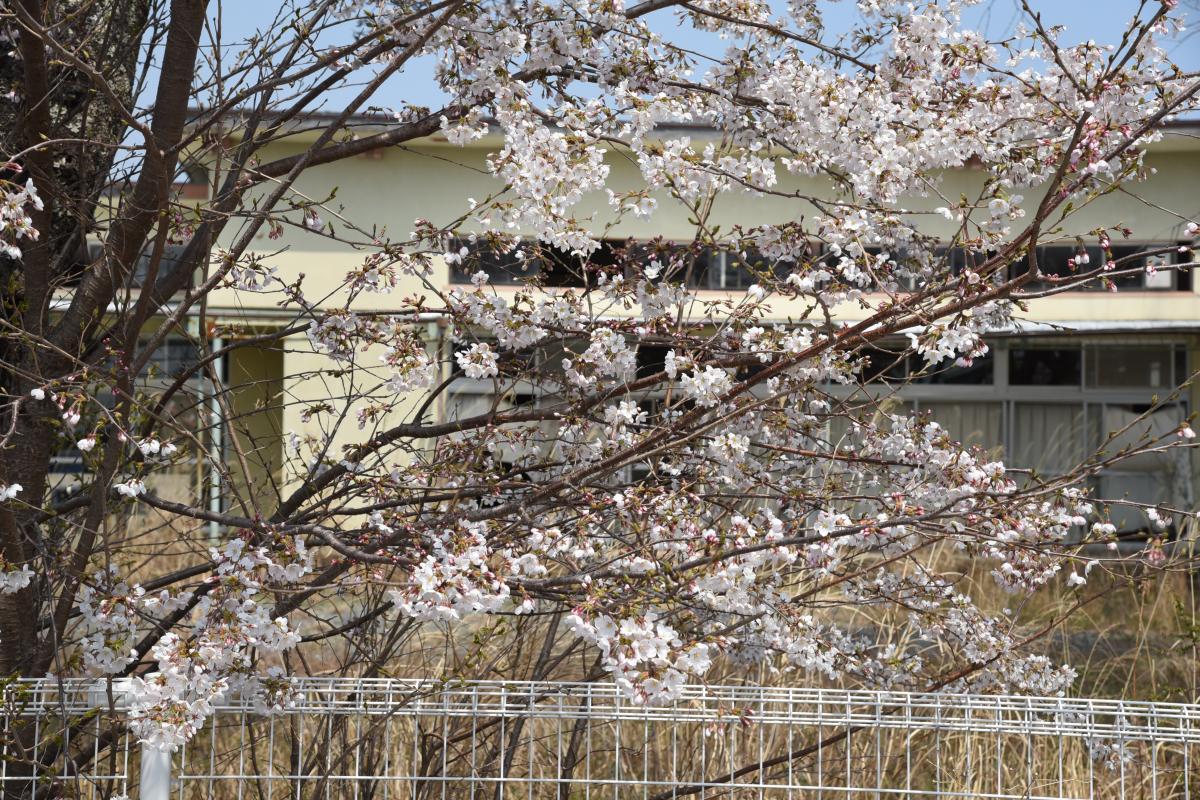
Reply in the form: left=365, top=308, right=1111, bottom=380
left=0, top=172, right=42, bottom=260
left=80, top=537, right=315, bottom=750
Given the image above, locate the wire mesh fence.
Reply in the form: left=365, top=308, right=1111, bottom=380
left=4, top=678, right=1200, bottom=800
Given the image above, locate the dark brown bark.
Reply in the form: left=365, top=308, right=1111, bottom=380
left=0, top=0, right=191, bottom=678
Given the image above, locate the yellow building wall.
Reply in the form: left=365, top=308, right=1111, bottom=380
left=272, top=328, right=443, bottom=489
left=204, top=130, right=1200, bottom=489
left=208, top=134, right=1200, bottom=318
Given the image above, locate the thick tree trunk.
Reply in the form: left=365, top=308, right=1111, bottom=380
left=0, top=0, right=159, bottom=681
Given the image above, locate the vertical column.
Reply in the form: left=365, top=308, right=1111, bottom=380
left=140, top=747, right=172, bottom=800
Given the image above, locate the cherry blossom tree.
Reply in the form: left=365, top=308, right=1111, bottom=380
left=1, top=0, right=1198, bottom=769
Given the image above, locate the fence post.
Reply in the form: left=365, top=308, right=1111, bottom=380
left=88, top=678, right=173, bottom=800
left=140, top=746, right=172, bottom=800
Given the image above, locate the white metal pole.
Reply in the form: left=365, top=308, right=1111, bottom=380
left=208, top=335, right=225, bottom=540
left=86, top=679, right=169, bottom=800
left=139, top=746, right=172, bottom=800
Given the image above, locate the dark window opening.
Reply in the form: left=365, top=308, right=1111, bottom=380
left=1177, top=252, right=1194, bottom=292
left=77, top=241, right=193, bottom=291
left=1007, top=243, right=1189, bottom=291
left=687, top=246, right=789, bottom=290
left=938, top=246, right=995, bottom=276
left=448, top=238, right=621, bottom=287
left=735, top=360, right=770, bottom=382
left=141, top=337, right=202, bottom=381
left=173, top=163, right=210, bottom=199
left=1087, top=346, right=1174, bottom=389
left=636, top=345, right=669, bottom=379
left=133, top=244, right=192, bottom=289
left=448, top=239, right=538, bottom=284
left=856, top=347, right=909, bottom=383
left=1009, top=347, right=1082, bottom=386
left=911, top=351, right=995, bottom=385
left=859, top=247, right=903, bottom=289
left=636, top=398, right=663, bottom=418
left=59, top=239, right=94, bottom=287
left=175, top=162, right=209, bottom=186
left=631, top=463, right=656, bottom=480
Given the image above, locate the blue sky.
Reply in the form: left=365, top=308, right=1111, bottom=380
left=209, top=1, right=1199, bottom=111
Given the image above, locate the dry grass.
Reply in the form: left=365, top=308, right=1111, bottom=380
left=33, top=508, right=1200, bottom=799
left=91, top=507, right=1200, bottom=703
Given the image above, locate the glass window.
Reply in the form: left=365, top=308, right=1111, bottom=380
left=132, top=243, right=193, bottom=289
left=944, top=246, right=991, bottom=274
left=447, top=239, right=537, bottom=284
left=541, top=241, right=621, bottom=287
left=448, top=239, right=621, bottom=286
left=1007, top=243, right=1188, bottom=291
left=623, top=241, right=675, bottom=282
left=636, top=345, right=669, bottom=379
left=158, top=338, right=200, bottom=375
left=686, top=247, right=790, bottom=290
left=1089, top=403, right=1182, bottom=473
left=863, top=245, right=921, bottom=278
left=724, top=250, right=767, bottom=289
left=691, top=249, right=751, bottom=290
left=1087, top=346, right=1173, bottom=389
left=1009, top=347, right=1081, bottom=386
left=856, top=347, right=909, bottom=383
left=1036, top=245, right=1095, bottom=283
left=1095, top=472, right=1173, bottom=535
left=75, top=241, right=194, bottom=290
left=910, top=351, right=995, bottom=385
left=446, top=390, right=498, bottom=422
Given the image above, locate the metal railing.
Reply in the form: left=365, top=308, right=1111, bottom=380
left=4, top=678, right=1200, bottom=799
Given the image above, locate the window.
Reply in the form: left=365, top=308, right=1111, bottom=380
left=173, top=162, right=209, bottom=200
left=910, top=351, right=995, bottom=385
left=838, top=338, right=1192, bottom=538
left=1009, top=348, right=1082, bottom=386
left=1086, top=345, right=1175, bottom=389
left=843, top=245, right=999, bottom=292
left=134, top=244, right=193, bottom=289
left=856, top=347, right=906, bottom=383
left=1090, top=403, right=1189, bottom=535
left=1011, top=402, right=1088, bottom=474
left=51, top=336, right=208, bottom=483
left=854, top=347, right=998, bottom=385
left=448, top=238, right=803, bottom=291
left=447, top=239, right=540, bottom=284
left=1007, top=243, right=1190, bottom=291
left=142, top=337, right=202, bottom=381
left=72, top=241, right=193, bottom=291
left=541, top=240, right=620, bottom=287
left=636, top=345, right=669, bottom=379
left=689, top=247, right=786, bottom=290
left=858, top=246, right=915, bottom=290
left=447, top=239, right=621, bottom=287
left=942, top=246, right=992, bottom=274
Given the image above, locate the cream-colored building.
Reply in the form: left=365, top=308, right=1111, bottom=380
left=119, top=119, right=1200, bottom=539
